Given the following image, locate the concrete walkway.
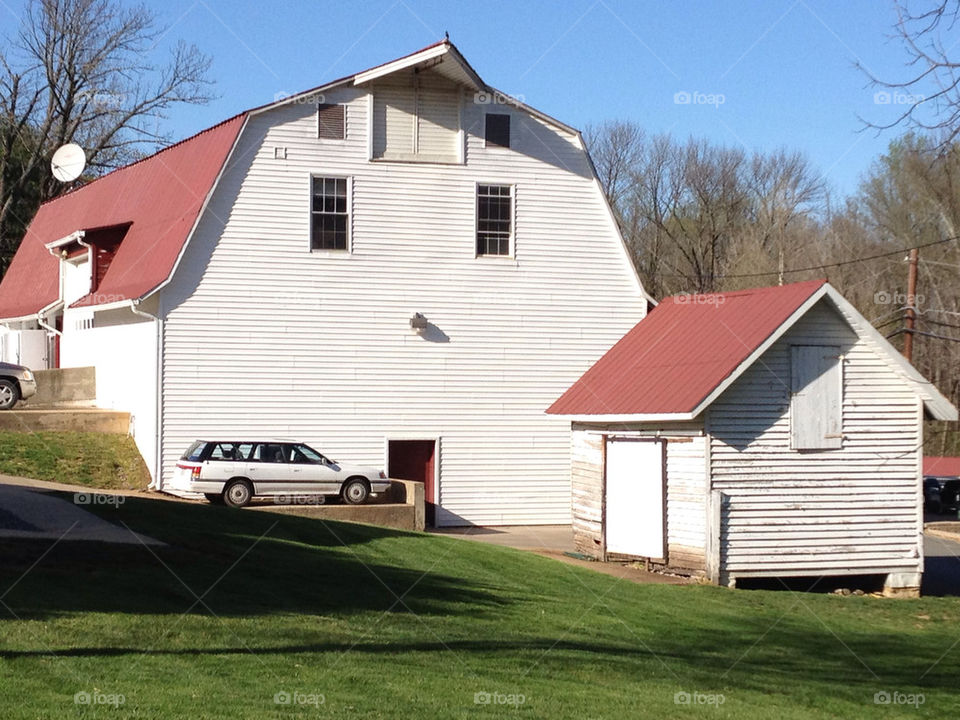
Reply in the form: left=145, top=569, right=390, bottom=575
left=431, top=525, right=691, bottom=585
left=0, top=479, right=162, bottom=545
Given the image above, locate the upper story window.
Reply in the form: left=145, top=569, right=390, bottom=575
left=476, top=184, right=513, bottom=257
left=484, top=113, right=510, bottom=148
left=311, top=177, right=349, bottom=251
left=371, top=71, right=461, bottom=163
left=318, top=104, right=345, bottom=140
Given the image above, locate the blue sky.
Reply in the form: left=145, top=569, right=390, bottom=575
left=0, top=0, right=939, bottom=197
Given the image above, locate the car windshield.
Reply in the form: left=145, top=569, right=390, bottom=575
left=181, top=441, right=206, bottom=461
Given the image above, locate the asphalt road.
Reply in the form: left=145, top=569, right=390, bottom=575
left=923, top=532, right=960, bottom=596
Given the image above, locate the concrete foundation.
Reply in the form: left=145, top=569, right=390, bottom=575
left=0, top=409, right=131, bottom=433
left=26, top=367, right=96, bottom=408
left=883, top=571, right=922, bottom=598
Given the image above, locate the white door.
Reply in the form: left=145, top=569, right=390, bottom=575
left=605, top=437, right=665, bottom=558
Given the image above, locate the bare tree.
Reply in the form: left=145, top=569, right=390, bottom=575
left=863, top=1, right=960, bottom=149
left=0, top=0, right=213, bottom=270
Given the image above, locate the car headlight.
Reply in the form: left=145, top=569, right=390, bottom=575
left=22, top=370, right=33, bottom=381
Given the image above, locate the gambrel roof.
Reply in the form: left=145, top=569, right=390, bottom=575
left=547, top=280, right=957, bottom=422
left=0, top=40, right=583, bottom=321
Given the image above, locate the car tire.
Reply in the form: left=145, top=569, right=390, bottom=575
left=204, top=493, right=224, bottom=505
left=341, top=478, right=369, bottom=505
left=0, top=379, right=20, bottom=411
left=222, top=479, right=253, bottom=508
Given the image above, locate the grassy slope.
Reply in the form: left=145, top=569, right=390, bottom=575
left=0, top=496, right=958, bottom=719
left=0, top=431, right=150, bottom=489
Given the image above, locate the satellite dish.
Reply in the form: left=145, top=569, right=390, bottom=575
left=51, top=143, right=86, bottom=182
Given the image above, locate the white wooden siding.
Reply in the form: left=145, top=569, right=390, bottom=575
left=708, top=299, right=923, bottom=578
left=372, top=80, right=415, bottom=157
left=665, top=436, right=707, bottom=571
left=570, top=427, right=604, bottom=556
left=158, top=78, right=646, bottom=526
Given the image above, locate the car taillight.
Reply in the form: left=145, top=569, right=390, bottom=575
left=177, top=463, right=201, bottom=480
left=379, top=471, right=386, bottom=479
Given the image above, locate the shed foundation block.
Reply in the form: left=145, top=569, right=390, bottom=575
left=883, top=572, right=921, bottom=598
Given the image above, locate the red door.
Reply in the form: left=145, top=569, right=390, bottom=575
left=388, top=440, right=436, bottom=526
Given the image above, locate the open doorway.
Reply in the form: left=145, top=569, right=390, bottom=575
left=387, top=439, right=437, bottom=526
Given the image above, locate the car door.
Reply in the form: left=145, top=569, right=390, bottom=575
left=246, top=443, right=290, bottom=495
left=288, top=444, right=342, bottom=494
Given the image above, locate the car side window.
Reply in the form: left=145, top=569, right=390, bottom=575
left=294, top=444, right=326, bottom=464
left=209, top=443, right=240, bottom=461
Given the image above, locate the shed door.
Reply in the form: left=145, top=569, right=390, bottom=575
left=605, top=438, right=665, bottom=558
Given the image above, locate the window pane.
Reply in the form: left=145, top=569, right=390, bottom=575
left=476, top=184, right=512, bottom=256
left=311, top=176, right=349, bottom=251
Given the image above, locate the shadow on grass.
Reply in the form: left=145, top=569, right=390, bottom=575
left=0, top=493, right=507, bottom=619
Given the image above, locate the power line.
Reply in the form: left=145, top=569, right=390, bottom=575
left=657, top=235, right=959, bottom=280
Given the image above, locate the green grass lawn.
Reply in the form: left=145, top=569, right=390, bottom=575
left=0, top=431, right=150, bottom=489
left=0, top=495, right=958, bottom=719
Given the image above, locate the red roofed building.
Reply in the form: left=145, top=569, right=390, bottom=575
left=548, top=281, right=956, bottom=595
left=0, top=42, right=651, bottom=527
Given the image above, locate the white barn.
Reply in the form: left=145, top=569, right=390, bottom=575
left=0, top=41, right=650, bottom=526
left=548, top=281, right=957, bottom=596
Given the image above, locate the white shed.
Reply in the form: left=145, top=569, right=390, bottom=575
left=547, top=280, right=957, bottom=596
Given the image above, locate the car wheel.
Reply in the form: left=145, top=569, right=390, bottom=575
left=204, top=493, right=224, bottom=505
left=0, top=379, right=19, bottom=410
left=341, top=478, right=369, bottom=505
left=222, top=479, right=253, bottom=508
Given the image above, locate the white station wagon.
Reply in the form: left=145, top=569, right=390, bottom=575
left=170, top=440, right=390, bottom=508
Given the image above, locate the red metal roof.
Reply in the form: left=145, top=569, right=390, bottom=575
left=547, top=280, right=827, bottom=416
left=0, top=115, right=245, bottom=318
left=924, top=456, right=960, bottom=478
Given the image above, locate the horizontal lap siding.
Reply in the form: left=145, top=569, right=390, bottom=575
left=570, top=428, right=603, bottom=557
left=666, top=437, right=706, bottom=571
left=160, top=82, right=646, bottom=526
left=709, top=300, right=922, bottom=577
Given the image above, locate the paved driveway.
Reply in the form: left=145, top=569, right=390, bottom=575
left=0, top=482, right=161, bottom=545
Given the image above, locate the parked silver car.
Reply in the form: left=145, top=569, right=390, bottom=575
left=0, top=362, right=37, bottom=410
left=169, top=440, right=390, bottom=508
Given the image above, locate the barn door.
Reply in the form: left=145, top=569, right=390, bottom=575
left=605, top=437, right=665, bottom=558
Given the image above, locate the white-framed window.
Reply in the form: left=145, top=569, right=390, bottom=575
left=790, top=345, right=843, bottom=450
left=476, top=183, right=514, bottom=257
left=310, top=176, right=351, bottom=252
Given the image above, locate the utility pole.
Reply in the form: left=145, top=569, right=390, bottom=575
left=904, top=247, right=919, bottom=363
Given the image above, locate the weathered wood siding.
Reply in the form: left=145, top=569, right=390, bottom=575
left=665, top=436, right=707, bottom=572
left=708, top=299, right=923, bottom=579
left=158, top=72, right=646, bottom=526
left=571, top=427, right=604, bottom=557
left=569, top=423, right=706, bottom=571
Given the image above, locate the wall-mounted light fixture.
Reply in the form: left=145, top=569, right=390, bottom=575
left=410, top=312, right=428, bottom=332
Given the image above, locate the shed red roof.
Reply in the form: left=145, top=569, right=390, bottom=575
left=547, top=280, right=827, bottom=417
left=0, top=115, right=245, bottom=319
left=924, top=456, right=960, bottom=478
